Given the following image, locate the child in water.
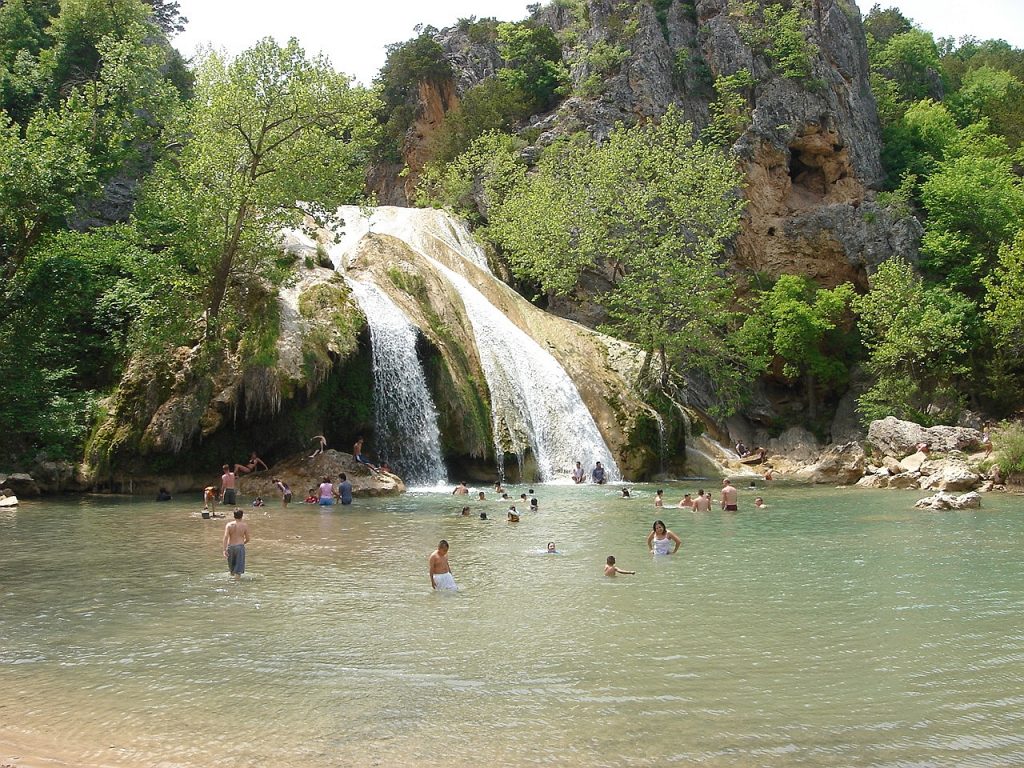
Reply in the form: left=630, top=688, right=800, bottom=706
left=604, top=556, right=635, bottom=576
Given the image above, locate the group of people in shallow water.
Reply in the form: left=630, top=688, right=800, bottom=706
left=428, top=475, right=767, bottom=590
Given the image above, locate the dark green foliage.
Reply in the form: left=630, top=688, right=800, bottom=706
left=0, top=229, right=152, bottom=458
left=653, top=0, right=673, bottom=40
left=731, top=0, right=819, bottom=80
left=375, top=30, right=453, bottom=161
left=427, top=78, right=531, bottom=169
left=863, top=4, right=912, bottom=47
left=496, top=20, right=568, bottom=112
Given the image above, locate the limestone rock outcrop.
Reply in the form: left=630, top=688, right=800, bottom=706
left=918, top=456, right=982, bottom=492
left=242, top=450, right=405, bottom=499
left=914, top=491, right=982, bottom=511
left=793, top=442, right=865, bottom=484
left=375, top=0, right=917, bottom=296
left=867, top=417, right=983, bottom=457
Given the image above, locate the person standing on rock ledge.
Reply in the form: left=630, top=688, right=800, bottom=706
left=309, top=435, right=327, bottom=458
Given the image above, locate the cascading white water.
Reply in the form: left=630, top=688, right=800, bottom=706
left=334, top=206, right=620, bottom=483
left=346, top=279, right=447, bottom=486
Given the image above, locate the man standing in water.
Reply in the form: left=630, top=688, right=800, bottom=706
left=223, top=509, right=251, bottom=579
left=338, top=473, right=353, bottom=506
left=720, top=478, right=739, bottom=511
left=693, top=489, right=712, bottom=512
left=429, top=540, right=457, bottom=591
left=220, top=464, right=237, bottom=506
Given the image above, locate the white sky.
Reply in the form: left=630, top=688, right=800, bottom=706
left=173, top=0, right=1024, bottom=85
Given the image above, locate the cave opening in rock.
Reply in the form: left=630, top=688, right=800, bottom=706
left=787, top=146, right=827, bottom=198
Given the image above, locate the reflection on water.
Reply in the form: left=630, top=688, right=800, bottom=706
left=1, top=486, right=1023, bottom=766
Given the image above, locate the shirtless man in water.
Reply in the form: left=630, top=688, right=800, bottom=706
left=223, top=509, right=251, bottom=579
left=720, top=478, right=739, bottom=511
left=429, top=540, right=457, bottom=591
left=692, top=489, right=712, bottom=512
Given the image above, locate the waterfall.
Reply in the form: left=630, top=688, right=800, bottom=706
left=653, top=411, right=667, bottom=475
left=346, top=279, right=447, bottom=487
left=334, top=206, right=620, bottom=483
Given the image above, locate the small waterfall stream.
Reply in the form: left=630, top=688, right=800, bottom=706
left=334, top=207, right=620, bottom=483
left=346, top=279, right=447, bottom=486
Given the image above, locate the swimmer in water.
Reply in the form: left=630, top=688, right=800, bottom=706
left=604, top=555, right=635, bottom=576
left=647, top=520, right=681, bottom=555
left=546, top=542, right=557, bottom=554
left=507, top=506, right=520, bottom=523
left=654, top=489, right=664, bottom=508
left=754, top=497, right=768, bottom=508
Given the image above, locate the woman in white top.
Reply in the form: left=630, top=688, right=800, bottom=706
left=647, top=520, right=681, bottom=555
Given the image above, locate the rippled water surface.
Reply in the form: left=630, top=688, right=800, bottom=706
left=2, top=485, right=1023, bottom=767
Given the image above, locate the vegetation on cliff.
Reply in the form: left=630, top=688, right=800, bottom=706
left=4, top=0, right=1024, bottom=474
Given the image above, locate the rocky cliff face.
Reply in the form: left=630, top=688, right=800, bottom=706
left=376, top=0, right=919, bottom=290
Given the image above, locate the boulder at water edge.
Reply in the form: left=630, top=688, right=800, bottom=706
left=793, top=443, right=865, bottom=484
left=868, top=417, right=982, bottom=456
left=0, top=472, right=40, bottom=497
left=918, top=456, right=982, bottom=492
left=241, top=449, right=405, bottom=500
left=914, top=491, right=982, bottom=510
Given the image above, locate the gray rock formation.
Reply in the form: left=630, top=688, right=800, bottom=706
left=868, top=417, right=983, bottom=457
left=0, top=472, right=40, bottom=497
left=793, top=441, right=865, bottom=484
left=242, top=450, right=405, bottom=499
left=914, top=491, right=982, bottom=510
left=918, top=455, right=982, bottom=492
left=766, top=426, right=819, bottom=462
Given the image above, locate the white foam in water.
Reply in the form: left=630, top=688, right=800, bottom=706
left=346, top=278, right=447, bottom=487
left=334, top=206, right=620, bottom=483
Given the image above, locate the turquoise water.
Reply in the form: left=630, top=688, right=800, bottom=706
left=1, top=485, right=1023, bottom=767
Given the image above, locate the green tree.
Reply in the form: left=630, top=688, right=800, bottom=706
left=426, top=78, right=531, bottom=170
left=139, top=38, right=379, bottom=327
left=983, top=229, right=1024, bottom=353
left=732, top=0, right=819, bottom=80
left=869, top=28, right=943, bottom=127
left=496, top=20, right=568, bottom=111
left=739, top=275, right=854, bottom=419
left=0, top=226, right=163, bottom=457
left=489, top=107, right=747, bottom=399
left=951, top=65, right=1024, bottom=147
left=703, top=68, right=755, bottom=146
left=0, top=0, right=179, bottom=290
left=919, top=151, right=1024, bottom=295
left=374, top=29, right=453, bottom=161
left=855, top=257, right=978, bottom=424
left=417, top=130, right=527, bottom=223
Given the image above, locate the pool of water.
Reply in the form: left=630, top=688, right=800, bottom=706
left=1, top=484, right=1023, bottom=767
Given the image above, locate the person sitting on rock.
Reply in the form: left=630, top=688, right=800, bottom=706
left=236, top=452, right=268, bottom=474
